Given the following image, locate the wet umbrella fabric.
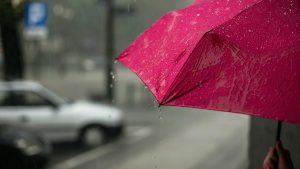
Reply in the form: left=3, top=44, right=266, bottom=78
left=117, top=0, right=300, bottom=124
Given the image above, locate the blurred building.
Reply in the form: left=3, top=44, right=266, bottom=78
left=23, top=0, right=193, bottom=78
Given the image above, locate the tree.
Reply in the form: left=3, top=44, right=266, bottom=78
left=0, top=0, right=25, bottom=80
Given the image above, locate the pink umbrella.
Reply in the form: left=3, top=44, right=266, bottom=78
left=117, top=0, right=300, bottom=139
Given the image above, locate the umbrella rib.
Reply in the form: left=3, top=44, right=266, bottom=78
left=160, top=45, right=200, bottom=104
left=162, top=79, right=208, bottom=105
left=161, top=33, right=212, bottom=105
left=161, top=0, right=266, bottom=104
left=161, top=31, right=251, bottom=105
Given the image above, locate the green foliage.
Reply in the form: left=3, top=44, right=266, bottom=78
left=0, top=0, right=27, bottom=25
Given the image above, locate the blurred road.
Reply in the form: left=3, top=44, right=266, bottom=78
left=48, top=107, right=249, bottom=169
left=28, top=68, right=249, bottom=169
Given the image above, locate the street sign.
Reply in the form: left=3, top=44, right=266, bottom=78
left=24, top=2, right=48, bottom=40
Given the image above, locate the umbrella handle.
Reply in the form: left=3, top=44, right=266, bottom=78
left=275, top=121, right=282, bottom=144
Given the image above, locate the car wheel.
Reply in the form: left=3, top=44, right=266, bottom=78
left=80, top=126, right=106, bottom=148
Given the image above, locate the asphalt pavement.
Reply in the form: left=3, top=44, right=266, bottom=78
left=48, top=107, right=249, bottom=169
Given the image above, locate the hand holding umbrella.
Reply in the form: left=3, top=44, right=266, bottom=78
left=263, top=141, right=295, bottom=169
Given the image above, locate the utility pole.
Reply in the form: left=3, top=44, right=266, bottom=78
left=0, top=0, right=25, bottom=80
left=99, top=0, right=135, bottom=103
left=105, top=0, right=115, bottom=103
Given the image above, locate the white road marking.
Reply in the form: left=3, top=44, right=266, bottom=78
left=50, top=126, right=153, bottom=169
left=126, top=126, right=153, bottom=142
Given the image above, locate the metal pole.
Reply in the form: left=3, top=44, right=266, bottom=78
left=32, top=40, right=42, bottom=79
left=105, top=0, right=115, bottom=103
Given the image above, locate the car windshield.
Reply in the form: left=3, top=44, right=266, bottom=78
left=39, top=87, right=70, bottom=105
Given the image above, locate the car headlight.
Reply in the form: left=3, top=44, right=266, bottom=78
left=14, top=139, right=42, bottom=156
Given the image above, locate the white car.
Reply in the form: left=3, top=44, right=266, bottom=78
left=0, top=81, right=124, bottom=147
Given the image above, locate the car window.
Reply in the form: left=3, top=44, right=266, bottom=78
left=0, top=91, right=15, bottom=106
left=0, top=90, right=52, bottom=107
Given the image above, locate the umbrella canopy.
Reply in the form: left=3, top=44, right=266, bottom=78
left=117, top=0, right=300, bottom=124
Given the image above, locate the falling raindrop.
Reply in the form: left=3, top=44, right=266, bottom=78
left=110, top=84, right=113, bottom=88
left=110, top=72, right=117, bottom=82
left=152, top=100, right=157, bottom=108
left=127, top=4, right=131, bottom=12
left=159, top=115, right=163, bottom=120
left=157, top=106, right=163, bottom=120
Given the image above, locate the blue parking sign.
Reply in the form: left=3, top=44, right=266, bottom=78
left=25, top=2, right=48, bottom=28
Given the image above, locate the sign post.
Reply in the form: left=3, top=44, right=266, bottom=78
left=24, top=2, right=48, bottom=40
left=24, top=2, right=48, bottom=79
